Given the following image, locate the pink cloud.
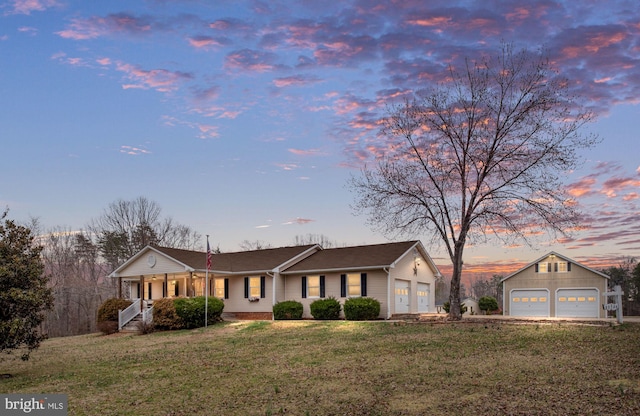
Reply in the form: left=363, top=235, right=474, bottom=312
left=566, top=177, right=597, bottom=197
left=224, top=49, right=281, bottom=72
left=188, top=35, right=230, bottom=49
left=8, top=0, right=59, bottom=15
left=57, top=13, right=153, bottom=40
left=115, top=62, right=192, bottom=92
left=288, top=148, right=324, bottom=156
left=601, top=176, right=640, bottom=198
left=272, top=74, right=321, bottom=88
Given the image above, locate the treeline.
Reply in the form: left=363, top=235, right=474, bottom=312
left=35, top=197, right=201, bottom=337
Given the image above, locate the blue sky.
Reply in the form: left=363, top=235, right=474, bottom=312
left=1, top=0, right=639, bottom=276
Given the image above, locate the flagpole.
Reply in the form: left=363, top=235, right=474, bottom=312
left=205, top=235, right=210, bottom=328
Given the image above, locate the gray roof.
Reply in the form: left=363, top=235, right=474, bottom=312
left=154, top=245, right=317, bottom=274
left=282, top=241, right=420, bottom=273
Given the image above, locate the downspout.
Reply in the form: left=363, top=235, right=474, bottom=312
left=384, top=268, right=391, bottom=319
left=267, top=271, right=276, bottom=320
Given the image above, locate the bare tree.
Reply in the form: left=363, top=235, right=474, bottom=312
left=292, top=234, right=340, bottom=248
left=88, top=197, right=201, bottom=269
left=40, top=228, right=112, bottom=337
left=351, top=44, right=598, bottom=319
left=239, top=240, right=273, bottom=251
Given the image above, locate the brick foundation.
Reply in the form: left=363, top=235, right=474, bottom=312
left=225, top=312, right=273, bottom=320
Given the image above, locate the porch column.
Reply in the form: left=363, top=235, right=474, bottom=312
left=189, top=272, right=193, bottom=297
left=164, top=273, right=168, bottom=298
left=140, top=275, right=145, bottom=312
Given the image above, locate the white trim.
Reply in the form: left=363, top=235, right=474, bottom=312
left=109, top=245, right=195, bottom=278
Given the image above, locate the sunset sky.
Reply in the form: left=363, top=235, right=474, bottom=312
left=2, top=0, right=639, bottom=280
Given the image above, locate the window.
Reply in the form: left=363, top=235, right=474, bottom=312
left=537, top=262, right=550, bottom=273
left=214, top=278, right=225, bottom=298
left=244, top=276, right=265, bottom=298
left=340, top=273, right=367, bottom=297
left=249, top=277, right=261, bottom=297
left=557, top=262, right=568, bottom=273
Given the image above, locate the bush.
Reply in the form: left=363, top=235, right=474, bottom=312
left=310, top=297, right=341, bottom=320
left=97, top=298, right=132, bottom=334
left=344, top=297, right=380, bottom=320
left=152, top=298, right=183, bottom=330
left=173, top=296, right=224, bottom=329
left=96, top=321, right=119, bottom=335
left=273, top=300, right=303, bottom=320
left=443, top=301, right=468, bottom=315
left=479, top=296, right=499, bottom=313
left=97, top=298, right=133, bottom=322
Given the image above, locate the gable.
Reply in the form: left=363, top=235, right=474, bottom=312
left=110, top=246, right=194, bottom=277
left=502, top=252, right=609, bottom=283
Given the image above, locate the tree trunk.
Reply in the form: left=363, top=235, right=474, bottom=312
left=449, top=245, right=464, bottom=320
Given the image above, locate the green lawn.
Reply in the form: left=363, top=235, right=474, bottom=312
left=1, top=320, right=639, bottom=415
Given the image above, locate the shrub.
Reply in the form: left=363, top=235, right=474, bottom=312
left=478, top=296, right=498, bottom=312
left=173, top=296, right=224, bottom=329
left=443, top=301, right=468, bottom=315
left=96, top=321, right=119, bottom=335
left=479, top=296, right=499, bottom=313
left=310, top=297, right=341, bottom=320
left=97, top=298, right=132, bottom=334
left=344, top=297, right=380, bottom=320
left=152, top=298, right=183, bottom=330
left=273, top=300, right=303, bottom=320
left=97, top=298, right=133, bottom=322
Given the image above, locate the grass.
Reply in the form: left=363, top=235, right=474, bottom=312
left=1, top=320, right=640, bottom=415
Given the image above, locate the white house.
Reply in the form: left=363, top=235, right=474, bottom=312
left=109, top=240, right=442, bottom=323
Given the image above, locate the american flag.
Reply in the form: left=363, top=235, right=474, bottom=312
left=206, top=239, right=212, bottom=271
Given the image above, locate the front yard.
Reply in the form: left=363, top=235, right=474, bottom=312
left=1, top=320, right=639, bottom=415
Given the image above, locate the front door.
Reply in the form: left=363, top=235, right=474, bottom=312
left=395, top=280, right=410, bottom=314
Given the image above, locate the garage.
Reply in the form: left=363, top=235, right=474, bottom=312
left=556, top=288, right=599, bottom=318
left=395, top=280, right=410, bottom=314
left=510, top=289, right=549, bottom=317
left=417, top=283, right=430, bottom=313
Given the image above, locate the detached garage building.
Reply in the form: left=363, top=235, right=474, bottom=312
left=501, top=252, right=609, bottom=319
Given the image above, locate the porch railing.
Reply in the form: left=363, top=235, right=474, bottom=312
left=142, top=306, right=154, bottom=325
left=118, top=299, right=141, bottom=330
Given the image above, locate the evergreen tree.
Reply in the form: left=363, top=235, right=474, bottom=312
left=0, top=210, right=53, bottom=360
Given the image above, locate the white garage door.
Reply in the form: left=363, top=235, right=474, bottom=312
left=395, top=280, right=410, bottom=314
left=556, top=289, right=599, bottom=318
left=510, top=289, right=549, bottom=317
left=417, top=283, right=430, bottom=313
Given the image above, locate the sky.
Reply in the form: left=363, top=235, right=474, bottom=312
left=1, top=0, right=639, bottom=280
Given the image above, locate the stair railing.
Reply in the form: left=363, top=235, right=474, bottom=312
left=118, top=299, right=141, bottom=330
left=142, top=306, right=154, bottom=325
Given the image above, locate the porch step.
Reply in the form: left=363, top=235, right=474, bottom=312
left=120, top=315, right=142, bottom=333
